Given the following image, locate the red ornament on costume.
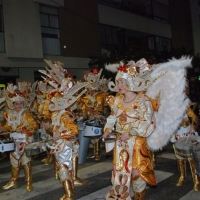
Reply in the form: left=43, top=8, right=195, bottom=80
left=133, top=105, right=137, bottom=109
left=91, top=68, right=99, bottom=74
left=118, top=65, right=128, bottom=72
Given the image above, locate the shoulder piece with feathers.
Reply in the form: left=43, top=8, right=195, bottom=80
left=146, top=56, right=192, bottom=151
left=105, top=56, right=192, bottom=151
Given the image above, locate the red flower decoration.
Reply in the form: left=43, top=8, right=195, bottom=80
left=68, top=72, right=73, bottom=78
left=133, top=105, right=137, bottom=109
left=91, top=68, right=99, bottom=74
left=118, top=65, right=128, bottom=72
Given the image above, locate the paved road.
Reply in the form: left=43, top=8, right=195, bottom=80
left=0, top=143, right=200, bottom=200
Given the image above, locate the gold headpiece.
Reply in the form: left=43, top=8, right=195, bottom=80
left=98, top=76, right=111, bottom=92
left=39, top=60, right=89, bottom=111
left=48, top=81, right=89, bottom=111
left=106, top=58, right=153, bottom=92
left=5, top=82, right=28, bottom=109
left=84, top=68, right=103, bottom=90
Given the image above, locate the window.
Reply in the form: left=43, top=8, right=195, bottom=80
left=148, top=36, right=171, bottom=52
left=40, top=5, right=61, bottom=55
left=100, top=24, right=149, bottom=52
left=100, top=24, right=125, bottom=51
left=0, top=5, right=5, bottom=52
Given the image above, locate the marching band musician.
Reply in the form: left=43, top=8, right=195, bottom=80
left=171, top=84, right=200, bottom=191
left=39, top=60, right=88, bottom=200
left=0, top=83, right=38, bottom=192
left=103, top=59, right=157, bottom=200
left=77, top=68, right=110, bottom=161
left=0, top=91, right=7, bottom=160
left=35, top=81, right=54, bottom=166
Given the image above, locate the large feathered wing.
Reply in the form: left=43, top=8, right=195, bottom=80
left=146, top=56, right=192, bottom=151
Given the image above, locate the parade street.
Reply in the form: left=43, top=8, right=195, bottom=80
left=0, top=143, right=200, bottom=200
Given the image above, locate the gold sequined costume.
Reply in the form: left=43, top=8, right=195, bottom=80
left=2, top=108, right=37, bottom=192
left=104, top=93, right=156, bottom=200
left=171, top=105, right=200, bottom=191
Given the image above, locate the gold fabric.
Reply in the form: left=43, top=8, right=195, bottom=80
left=188, top=158, right=200, bottom=191
left=79, top=91, right=109, bottom=119
left=51, top=111, right=78, bottom=138
left=4, top=110, right=37, bottom=136
left=187, top=107, right=198, bottom=127
left=60, top=179, right=75, bottom=200
left=23, top=162, right=33, bottom=191
left=113, top=137, right=156, bottom=186
left=105, top=93, right=155, bottom=137
left=104, top=92, right=156, bottom=199
left=2, top=166, right=19, bottom=190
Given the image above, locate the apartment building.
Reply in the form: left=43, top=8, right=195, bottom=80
left=0, top=0, right=199, bottom=85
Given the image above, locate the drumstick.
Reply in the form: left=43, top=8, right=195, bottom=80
left=185, top=135, right=190, bottom=144
left=0, top=132, right=11, bottom=136
left=102, top=137, right=116, bottom=142
left=110, top=130, right=123, bottom=135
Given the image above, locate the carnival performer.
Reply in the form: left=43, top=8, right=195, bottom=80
left=171, top=84, right=199, bottom=191
left=0, top=93, right=7, bottom=160
left=77, top=68, right=110, bottom=161
left=35, top=81, right=54, bottom=166
left=103, top=59, right=156, bottom=200
left=103, top=56, right=192, bottom=200
left=0, top=82, right=38, bottom=192
left=40, top=60, right=88, bottom=200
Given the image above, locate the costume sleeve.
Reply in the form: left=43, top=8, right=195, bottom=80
left=103, top=95, right=117, bottom=133
left=129, top=98, right=155, bottom=137
left=60, top=113, right=78, bottom=138
left=187, top=107, right=198, bottom=128
left=3, top=112, right=13, bottom=132
left=20, top=111, right=38, bottom=136
left=104, top=115, right=117, bottom=133
left=95, top=92, right=106, bottom=112
left=80, top=96, right=90, bottom=118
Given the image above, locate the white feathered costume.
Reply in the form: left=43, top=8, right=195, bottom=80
left=105, top=56, right=192, bottom=151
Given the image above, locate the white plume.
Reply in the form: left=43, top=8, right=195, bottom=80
left=146, top=56, right=192, bottom=151
left=105, top=61, right=124, bottom=73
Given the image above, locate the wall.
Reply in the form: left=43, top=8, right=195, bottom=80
left=59, top=0, right=101, bottom=57
left=98, top=4, right=171, bottom=38
left=0, top=0, right=92, bottom=83
left=3, top=0, right=43, bottom=58
left=168, top=0, right=194, bottom=53
left=190, top=0, right=200, bottom=55
left=0, top=54, right=90, bottom=83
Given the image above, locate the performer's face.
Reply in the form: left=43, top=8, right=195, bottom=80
left=13, top=101, right=24, bottom=111
left=117, top=79, right=127, bottom=94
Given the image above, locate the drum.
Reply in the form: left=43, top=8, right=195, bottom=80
left=78, top=128, right=91, bottom=164
left=25, top=142, right=46, bottom=157
left=84, top=124, right=102, bottom=137
left=0, top=141, right=14, bottom=153
left=10, top=132, right=26, bottom=142
left=174, top=135, right=200, bottom=158
left=190, top=142, right=200, bottom=176
left=34, top=129, right=42, bottom=142
left=77, top=121, right=85, bottom=131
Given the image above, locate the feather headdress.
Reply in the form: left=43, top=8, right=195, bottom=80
left=5, top=82, right=30, bottom=109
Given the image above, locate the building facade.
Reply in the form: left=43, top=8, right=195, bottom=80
left=0, top=0, right=200, bottom=84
